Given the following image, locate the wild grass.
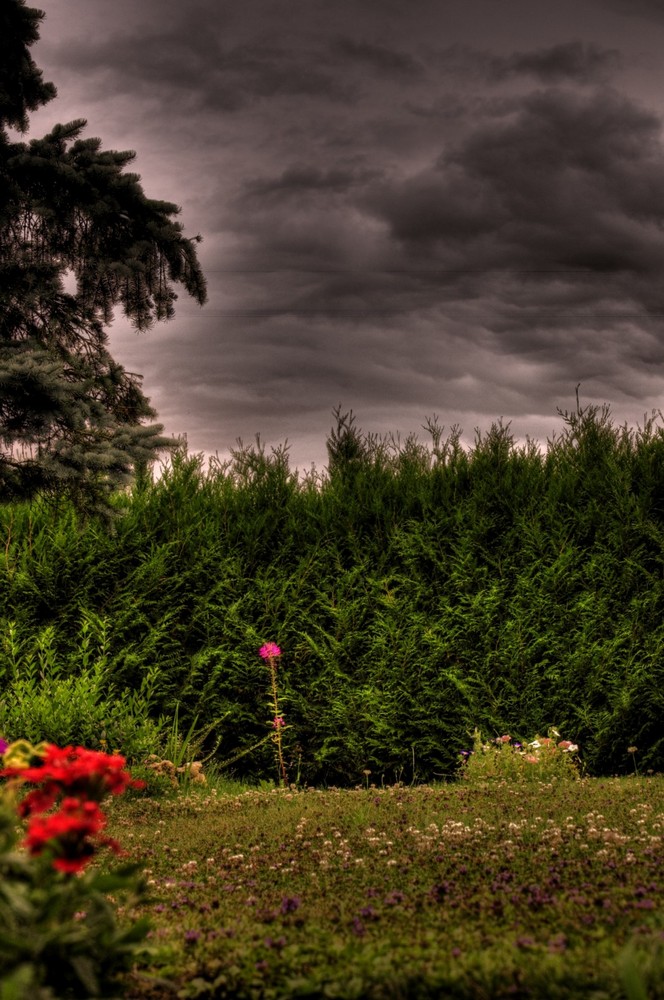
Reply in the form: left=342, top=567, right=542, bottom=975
left=100, top=776, right=664, bottom=999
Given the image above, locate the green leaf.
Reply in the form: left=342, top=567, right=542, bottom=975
left=69, top=954, right=100, bottom=996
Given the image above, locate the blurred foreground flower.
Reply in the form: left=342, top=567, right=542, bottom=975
left=0, top=740, right=152, bottom=997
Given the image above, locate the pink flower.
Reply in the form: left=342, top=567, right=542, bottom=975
left=272, top=716, right=285, bottom=729
left=259, top=643, right=281, bottom=660
left=496, top=735, right=511, bottom=744
left=524, top=755, right=539, bottom=764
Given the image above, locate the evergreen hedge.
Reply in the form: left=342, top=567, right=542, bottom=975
left=1, top=403, right=663, bottom=785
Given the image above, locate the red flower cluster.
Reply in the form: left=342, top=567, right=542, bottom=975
left=1, top=745, right=143, bottom=817
left=0, top=744, right=143, bottom=874
left=23, top=797, right=121, bottom=873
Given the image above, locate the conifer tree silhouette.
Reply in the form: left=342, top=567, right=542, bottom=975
left=0, top=0, right=207, bottom=511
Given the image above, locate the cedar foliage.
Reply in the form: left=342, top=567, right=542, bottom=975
left=0, top=1, right=206, bottom=512
left=1, top=402, right=663, bottom=785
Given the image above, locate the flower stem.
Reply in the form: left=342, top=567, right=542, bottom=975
left=268, top=656, right=288, bottom=787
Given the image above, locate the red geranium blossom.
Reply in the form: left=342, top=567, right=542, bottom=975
left=1, top=744, right=144, bottom=813
left=24, top=797, right=121, bottom=873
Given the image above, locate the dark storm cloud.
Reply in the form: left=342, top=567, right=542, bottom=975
left=241, top=165, right=381, bottom=203
left=207, top=81, right=664, bottom=403
left=361, top=87, right=664, bottom=285
left=205, top=80, right=664, bottom=402
left=488, top=42, right=621, bottom=83
left=404, top=93, right=519, bottom=123
left=34, top=0, right=664, bottom=467
left=331, top=37, right=425, bottom=78
left=594, top=0, right=664, bottom=20
left=424, top=42, right=620, bottom=86
left=50, top=29, right=356, bottom=112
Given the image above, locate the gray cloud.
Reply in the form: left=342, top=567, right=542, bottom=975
left=202, top=82, right=664, bottom=438
left=29, top=0, right=664, bottom=469
left=487, top=42, right=621, bottom=83
left=361, top=88, right=664, bottom=282
left=422, top=42, right=620, bottom=86
left=593, top=0, right=664, bottom=20
left=240, top=165, right=382, bottom=203
left=331, top=37, right=425, bottom=77
left=49, top=27, right=357, bottom=113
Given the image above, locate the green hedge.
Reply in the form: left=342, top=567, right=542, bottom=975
left=1, top=403, right=663, bottom=784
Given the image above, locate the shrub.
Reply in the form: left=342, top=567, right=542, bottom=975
left=458, top=728, right=581, bottom=783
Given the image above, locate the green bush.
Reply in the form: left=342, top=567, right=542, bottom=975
left=458, top=728, right=582, bottom=784
left=0, top=618, right=166, bottom=763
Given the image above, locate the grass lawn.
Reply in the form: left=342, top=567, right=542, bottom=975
left=101, top=776, right=664, bottom=998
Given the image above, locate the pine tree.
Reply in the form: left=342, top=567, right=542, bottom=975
left=0, top=0, right=207, bottom=512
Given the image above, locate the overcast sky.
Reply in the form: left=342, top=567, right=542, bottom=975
left=25, top=0, right=664, bottom=472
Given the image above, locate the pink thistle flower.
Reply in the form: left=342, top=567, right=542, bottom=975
left=259, top=643, right=281, bottom=660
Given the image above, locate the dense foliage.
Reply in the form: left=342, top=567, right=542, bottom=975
left=1, top=403, right=663, bottom=785
left=0, top=0, right=206, bottom=511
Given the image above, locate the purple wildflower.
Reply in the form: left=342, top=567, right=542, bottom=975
left=259, top=643, right=281, bottom=660
left=264, top=936, right=287, bottom=950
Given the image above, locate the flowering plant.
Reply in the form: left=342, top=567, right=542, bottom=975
left=458, top=727, right=581, bottom=783
left=259, top=643, right=291, bottom=786
left=0, top=739, right=152, bottom=998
